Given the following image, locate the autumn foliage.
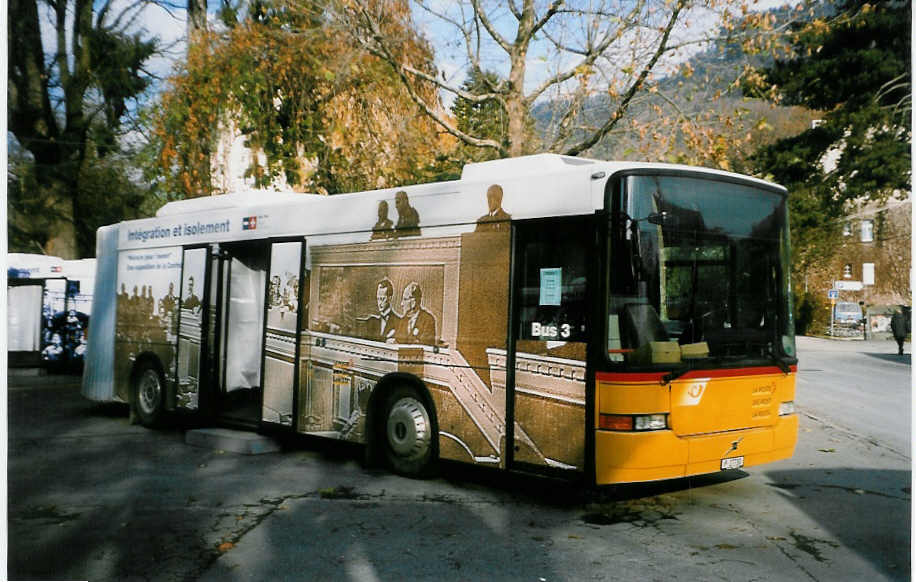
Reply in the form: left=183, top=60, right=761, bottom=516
left=153, top=0, right=451, bottom=197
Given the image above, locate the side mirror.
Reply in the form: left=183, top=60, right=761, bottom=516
left=647, top=211, right=678, bottom=228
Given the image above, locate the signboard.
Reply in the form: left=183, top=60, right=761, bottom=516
left=836, top=280, right=864, bottom=291
left=539, top=267, right=562, bottom=306
left=827, top=289, right=839, bottom=299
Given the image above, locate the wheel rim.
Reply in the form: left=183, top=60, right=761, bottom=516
left=138, top=369, right=161, bottom=415
left=385, top=396, right=431, bottom=461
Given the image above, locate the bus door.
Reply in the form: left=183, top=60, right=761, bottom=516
left=175, top=246, right=212, bottom=412
left=508, top=217, right=594, bottom=474
left=211, top=241, right=271, bottom=426
left=260, top=240, right=307, bottom=428
left=8, top=279, right=45, bottom=366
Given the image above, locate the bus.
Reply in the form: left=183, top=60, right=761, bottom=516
left=81, top=154, right=798, bottom=484
left=8, top=253, right=95, bottom=369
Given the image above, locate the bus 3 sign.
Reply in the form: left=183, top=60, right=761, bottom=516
left=828, top=289, right=839, bottom=299
left=531, top=322, right=572, bottom=339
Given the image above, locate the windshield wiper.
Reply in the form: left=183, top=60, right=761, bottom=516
left=765, top=345, right=792, bottom=374
left=661, top=346, right=790, bottom=384
left=747, top=339, right=792, bottom=374
left=661, top=364, right=692, bottom=385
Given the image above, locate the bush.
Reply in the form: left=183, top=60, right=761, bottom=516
left=794, top=291, right=828, bottom=336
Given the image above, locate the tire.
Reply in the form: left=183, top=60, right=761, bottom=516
left=379, top=385, right=436, bottom=477
left=133, top=360, right=165, bottom=427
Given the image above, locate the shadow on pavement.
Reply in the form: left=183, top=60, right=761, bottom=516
left=863, top=352, right=911, bottom=365
left=766, top=467, right=910, bottom=581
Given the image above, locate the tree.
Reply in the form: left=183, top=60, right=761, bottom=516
left=747, top=0, right=910, bottom=200
left=152, top=0, right=451, bottom=196
left=452, top=68, right=512, bottom=160
left=9, top=138, right=157, bottom=257
left=8, top=0, right=158, bottom=257
left=745, top=0, right=911, bottom=327
left=336, top=0, right=789, bottom=160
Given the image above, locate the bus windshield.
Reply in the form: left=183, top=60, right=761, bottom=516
left=608, top=174, right=795, bottom=366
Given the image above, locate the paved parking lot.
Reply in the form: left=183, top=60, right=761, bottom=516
left=6, top=339, right=910, bottom=581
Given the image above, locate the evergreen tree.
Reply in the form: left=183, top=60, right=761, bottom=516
left=748, top=0, right=910, bottom=202
left=452, top=69, right=510, bottom=160
left=746, top=0, right=911, bottom=331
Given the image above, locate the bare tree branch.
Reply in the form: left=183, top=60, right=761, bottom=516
left=469, top=0, right=511, bottom=54
left=563, top=0, right=687, bottom=156
left=507, top=0, right=522, bottom=20
left=526, top=23, right=621, bottom=105
left=414, top=0, right=481, bottom=75
left=348, top=2, right=507, bottom=155
left=400, top=62, right=504, bottom=103
left=529, top=0, right=564, bottom=38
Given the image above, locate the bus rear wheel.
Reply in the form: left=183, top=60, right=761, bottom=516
left=380, top=386, right=436, bottom=478
left=133, top=360, right=165, bottom=428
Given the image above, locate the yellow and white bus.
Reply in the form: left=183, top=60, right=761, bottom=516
left=82, top=154, right=798, bottom=484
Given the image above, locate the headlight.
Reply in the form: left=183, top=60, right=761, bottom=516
left=634, top=414, right=668, bottom=430
left=599, top=413, right=668, bottom=431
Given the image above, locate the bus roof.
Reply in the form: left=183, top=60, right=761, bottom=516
left=116, top=155, right=784, bottom=251
left=7, top=253, right=96, bottom=280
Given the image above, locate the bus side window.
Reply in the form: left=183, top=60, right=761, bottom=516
left=516, top=220, right=591, bottom=349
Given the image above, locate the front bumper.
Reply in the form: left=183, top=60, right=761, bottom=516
left=594, top=414, right=798, bottom=485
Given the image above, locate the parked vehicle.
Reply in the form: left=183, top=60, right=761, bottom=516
left=834, top=302, right=863, bottom=326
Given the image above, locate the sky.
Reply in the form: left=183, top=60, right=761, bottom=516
left=30, top=0, right=802, bottom=121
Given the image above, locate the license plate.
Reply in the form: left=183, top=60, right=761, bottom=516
left=720, top=456, right=744, bottom=470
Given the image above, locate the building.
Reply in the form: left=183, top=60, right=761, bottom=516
left=798, top=120, right=911, bottom=336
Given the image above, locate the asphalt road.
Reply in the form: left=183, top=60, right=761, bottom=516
left=794, top=335, right=911, bottom=458
left=6, top=337, right=910, bottom=581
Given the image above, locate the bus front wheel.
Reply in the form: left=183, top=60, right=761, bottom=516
left=133, top=360, right=165, bottom=428
left=380, top=385, right=436, bottom=478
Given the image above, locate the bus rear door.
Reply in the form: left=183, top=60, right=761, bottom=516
left=508, top=217, right=595, bottom=475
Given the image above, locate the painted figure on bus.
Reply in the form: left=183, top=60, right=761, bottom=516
left=370, top=200, right=395, bottom=240
left=282, top=275, right=299, bottom=312
left=73, top=331, right=87, bottom=358
left=145, top=286, right=155, bottom=318
left=394, top=191, right=421, bottom=237
left=361, top=278, right=401, bottom=342
left=159, top=282, right=178, bottom=318
left=475, top=184, right=511, bottom=232
left=182, top=276, right=202, bottom=313
left=130, top=285, right=141, bottom=313
left=269, top=275, right=282, bottom=308
left=396, top=281, right=436, bottom=345
left=140, top=286, right=148, bottom=320
left=41, top=332, right=65, bottom=361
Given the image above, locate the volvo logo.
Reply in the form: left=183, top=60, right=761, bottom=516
left=724, top=437, right=743, bottom=456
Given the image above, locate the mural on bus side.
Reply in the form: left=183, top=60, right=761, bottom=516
left=370, top=190, right=422, bottom=240
left=40, top=280, right=89, bottom=368
left=109, top=185, right=587, bottom=471
left=262, top=242, right=306, bottom=426
left=300, top=185, right=587, bottom=471
left=312, top=267, right=444, bottom=345
left=176, top=248, right=207, bottom=409
left=114, top=248, right=183, bottom=403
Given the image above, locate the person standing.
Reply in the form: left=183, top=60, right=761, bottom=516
left=891, top=307, right=908, bottom=355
